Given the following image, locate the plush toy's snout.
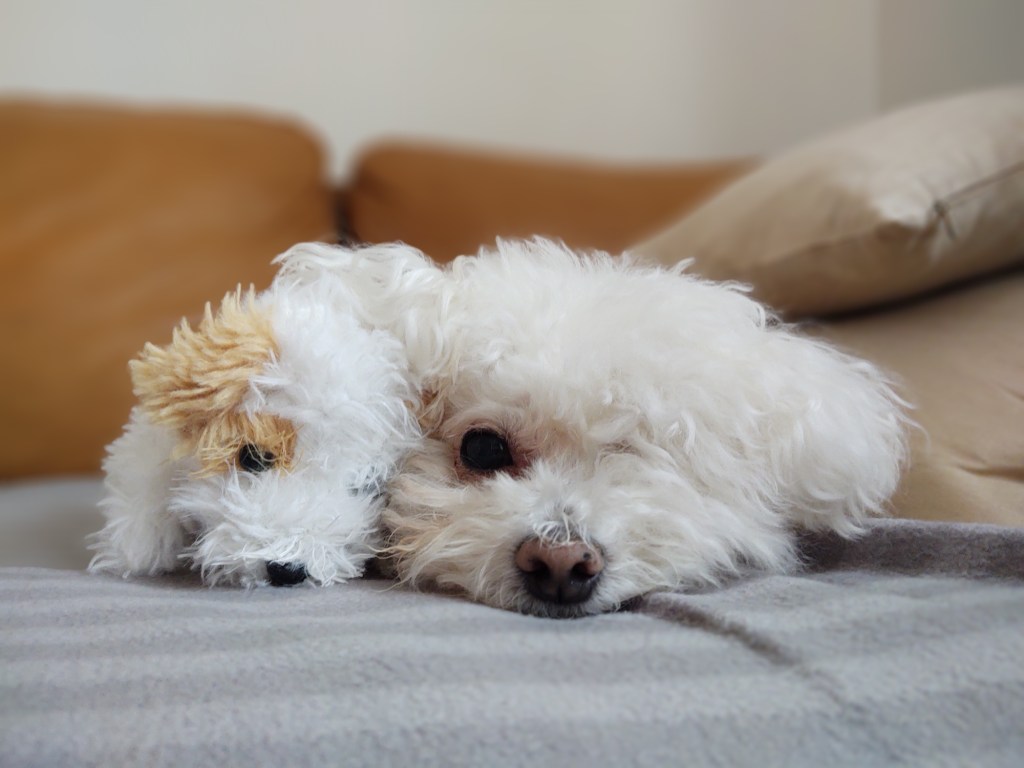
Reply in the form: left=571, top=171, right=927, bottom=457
left=266, top=561, right=308, bottom=587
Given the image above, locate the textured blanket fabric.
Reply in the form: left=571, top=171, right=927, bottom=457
left=2, top=520, right=1023, bottom=768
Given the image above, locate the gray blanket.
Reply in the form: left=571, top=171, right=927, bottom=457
left=1, top=481, right=1023, bottom=767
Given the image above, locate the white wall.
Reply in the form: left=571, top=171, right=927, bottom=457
left=1, top=1, right=1021, bottom=177
left=0, top=0, right=879, bottom=175
left=879, top=0, right=1024, bottom=108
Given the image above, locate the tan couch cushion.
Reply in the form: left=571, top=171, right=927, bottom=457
left=813, top=269, right=1024, bottom=527
left=346, top=142, right=752, bottom=262
left=638, top=87, right=1024, bottom=317
left=0, top=101, right=335, bottom=478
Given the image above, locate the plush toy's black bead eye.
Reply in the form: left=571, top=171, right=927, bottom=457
left=460, top=429, right=514, bottom=472
left=238, top=443, right=276, bottom=473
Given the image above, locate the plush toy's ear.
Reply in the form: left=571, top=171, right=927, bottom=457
left=272, top=241, right=446, bottom=376
left=130, top=286, right=274, bottom=437
left=272, top=242, right=438, bottom=314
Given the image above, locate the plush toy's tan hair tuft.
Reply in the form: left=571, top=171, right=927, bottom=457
left=130, top=287, right=296, bottom=473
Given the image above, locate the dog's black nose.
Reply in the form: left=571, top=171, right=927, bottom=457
left=266, top=561, right=308, bottom=587
left=514, top=537, right=604, bottom=605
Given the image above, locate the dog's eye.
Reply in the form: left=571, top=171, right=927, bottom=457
left=237, top=443, right=276, bottom=473
left=460, top=429, right=514, bottom=472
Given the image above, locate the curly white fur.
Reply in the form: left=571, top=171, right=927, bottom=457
left=381, top=239, right=910, bottom=617
left=89, top=243, right=428, bottom=587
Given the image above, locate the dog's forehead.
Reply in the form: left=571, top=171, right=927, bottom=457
left=455, top=265, right=763, bottom=374
left=461, top=334, right=679, bottom=412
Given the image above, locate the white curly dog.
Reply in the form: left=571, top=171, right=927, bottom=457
left=378, top=238, right=908, bottom=617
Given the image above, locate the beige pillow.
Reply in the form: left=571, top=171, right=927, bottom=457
left=637, top=87, right=1024, bottom=317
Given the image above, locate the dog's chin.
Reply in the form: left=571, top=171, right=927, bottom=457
left=514, top=592, right=642, bottom=619
left=517, top=597, right=597, bottom=619
left=459, top=577, right=621, bottom=619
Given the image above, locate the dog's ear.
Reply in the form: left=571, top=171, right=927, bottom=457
left=130, top=286, right=274, bottom=435
left=754, top=333, right=910, bottom=534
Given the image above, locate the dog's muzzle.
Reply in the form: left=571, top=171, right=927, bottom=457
left=514, top=537, right=604, bottom=606
left=266, top=561, right=308, bottom=587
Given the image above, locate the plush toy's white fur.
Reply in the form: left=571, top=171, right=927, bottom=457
left=89, top=244, right=428, bottom=587
left=380, top=238, right=910, bottom=617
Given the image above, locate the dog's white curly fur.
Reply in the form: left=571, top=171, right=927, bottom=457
left=89, top=243, right=429, bottom=587
left=381, top=238, right=910, bottom=617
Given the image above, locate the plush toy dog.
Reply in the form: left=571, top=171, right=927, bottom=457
left=89, top=244, right=425, bottom=587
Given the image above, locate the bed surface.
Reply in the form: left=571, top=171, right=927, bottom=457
left=2, top=479, right=1023, bottom=767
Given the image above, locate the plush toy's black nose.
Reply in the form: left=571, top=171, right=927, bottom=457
left=266, top=561, right=307, bottom=587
